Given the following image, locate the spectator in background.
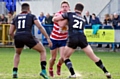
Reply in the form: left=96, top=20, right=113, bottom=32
left=38, top=12, right=46, bottom=24
left=44, top=13, right=53, bottom=25
left=103, top=14, right=112, bottom=26
left=43, top=13, right=53, bottom=36
left=112, top=13, right=120, bottom=48
left=91, top=13, right=102, bottom=48
left=53, top=13, right=55, bottom=16
left=0, top=14, right=8, bottom=24
left=38, top=12, right=45, bottom=36
left=91, top=13, right=101, bottom=25
left=110, top=14, right=114, bottom=21
left=7, top=12, right=14, bottom=24
left=83, top=11, right=92, bottom=25
left=112, top=13, right=120, bottom=29
left=103, top=14, right=113, bottom=48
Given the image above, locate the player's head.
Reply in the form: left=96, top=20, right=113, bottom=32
left=60, top=0, right=70, bottom=13
left=74, top=2, right=84, bottom=13
left=21, top=3, right=30, bottom=12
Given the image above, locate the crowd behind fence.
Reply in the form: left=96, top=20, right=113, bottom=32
left=1, top=10, right=120, bottom=52
left=0, top=24, right=120, bottom=51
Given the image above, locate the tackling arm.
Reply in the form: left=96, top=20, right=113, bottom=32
left=52, top=14, right=68, bottom=27
left=57, top=19, right=68, bottom=28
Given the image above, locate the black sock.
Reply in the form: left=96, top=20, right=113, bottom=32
left=95, top=60, right=108, bottom=73
left=41, top=61, right=46, bottom=70
left=13, top=67, right=18, bottom=72
left=64, top=59, right=75, bottom=75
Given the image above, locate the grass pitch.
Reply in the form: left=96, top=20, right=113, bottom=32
left=0, top=47, right=120, bottom=79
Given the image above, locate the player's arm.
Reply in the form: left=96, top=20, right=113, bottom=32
left=34, top=19, right=52, bottom=47
left=9, top=18, right=16, bottom=39
left=52, top=14, right=64, bottom=22
left=57, top=19, right=68, bottom=28
left=53, top=13, right=68, bottom=27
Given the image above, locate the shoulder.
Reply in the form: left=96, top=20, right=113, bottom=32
left=62, top=12, right=73, bottom=19
left=95, top=17, right=99, bottom=20
left=27, top=13, right=36, bottom=17
left=67, top=11, right=74, bottom=14
left=54, top=11, right=62, bottom=16
left=27, top=13, right=37, bottom=20
left=63, top=11, right=74, bottom=17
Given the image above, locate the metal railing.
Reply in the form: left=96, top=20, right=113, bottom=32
left=0, top=24, right=13, bottom=45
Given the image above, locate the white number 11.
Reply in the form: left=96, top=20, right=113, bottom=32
left=18, top=20, right=25, bottom=29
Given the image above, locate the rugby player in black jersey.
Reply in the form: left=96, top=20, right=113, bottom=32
left=53, top=2, right=111, bottom=79
left=9, top=3, right=52, bottom=79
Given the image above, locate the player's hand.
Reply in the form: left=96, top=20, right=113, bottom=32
left=47, top=38, right=52, bottom=47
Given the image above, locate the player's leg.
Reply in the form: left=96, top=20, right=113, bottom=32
left=13, top=48, right=23, bottom=78
left=48, top=39, right=59, bottom=77
left=82, top=45, right=100, bottom=62
left=82, top=45, right=111, bottom=78
left=32, top=42, right=48, bottom=79
left=49, top=48, right=58, bottom=77
left=56, top=47, right=64, bottom=75
left=56, top=40, right=67, bottom=75
left=12, top=36, right=24, bottom=78
left=63, top=46, right=76, bottom=78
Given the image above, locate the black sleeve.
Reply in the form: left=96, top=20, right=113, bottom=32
left=62, top=12, right=69, bottom=19
left=32, top=14, right=37, bottom=21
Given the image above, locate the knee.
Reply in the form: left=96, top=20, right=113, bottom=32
left=50, top=58, right=56, bottom=62
left=16, top=52, right=21, bottom=55
left=64, top=54, right=70, bottom=59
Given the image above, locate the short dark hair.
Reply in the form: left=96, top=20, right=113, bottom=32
left=61, top=0, right=69, bottom=6
left=75, top=3, right=84, bottom=12
left=21, top=3, right=29, bottom=11
left=92, top=13, right=96, bottom=17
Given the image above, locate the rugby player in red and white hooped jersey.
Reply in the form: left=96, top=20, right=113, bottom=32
left=49, top=0, right=70, bottom=77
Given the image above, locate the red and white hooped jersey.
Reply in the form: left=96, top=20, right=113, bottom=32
left=50, top=11, right=68, bottom=40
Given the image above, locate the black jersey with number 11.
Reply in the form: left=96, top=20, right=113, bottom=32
left=12, top=13, right=37, bottom=36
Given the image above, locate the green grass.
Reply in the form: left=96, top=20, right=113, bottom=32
left=0, top=47, right=120, bottom=79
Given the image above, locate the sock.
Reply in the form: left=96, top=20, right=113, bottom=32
left=41, top=61, right=47, bottom=74
left=95, top=60, right=108, bottom=73
left=13, top=67, right=18, bottom=74
left=49, top=68, right=53, bottom=71
left=57, top=61, right=62, bottom=67
left=41, top=61, right=47, bottom=70
left=64, top=59, right=75, bottom=75
left=13, top=68, right=18, bottom=72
